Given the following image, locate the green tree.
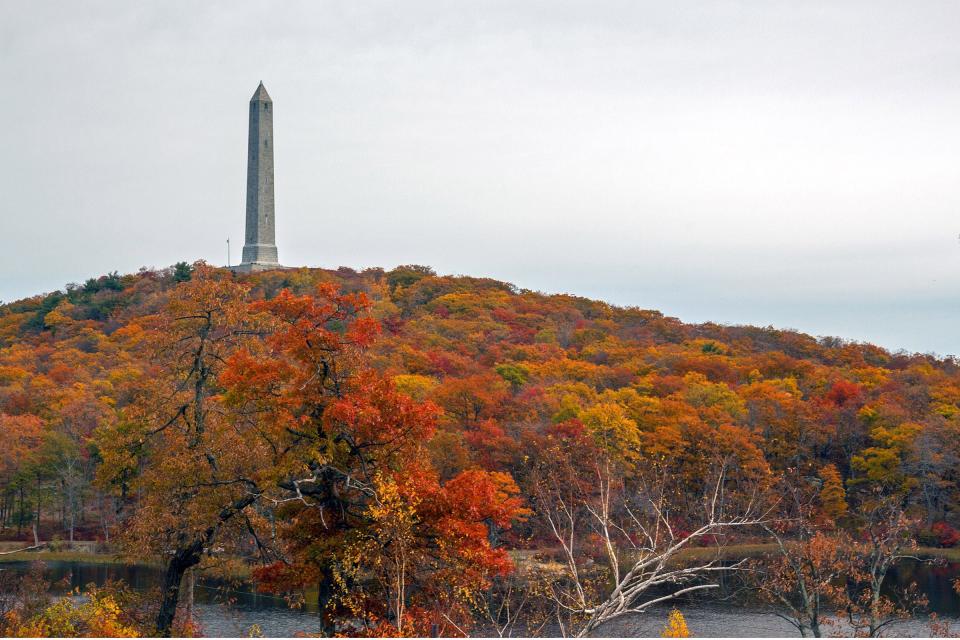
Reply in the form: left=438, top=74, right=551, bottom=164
left=171, top=262, right=192, bottom=283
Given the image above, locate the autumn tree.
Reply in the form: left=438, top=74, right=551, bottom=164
left=0, top=414, right=42, bottom=537
left=661, top=608, right=691, bottom=638
left=818, top=464, right=848, bottom=522
left=840, top=493, right=928, bottom=637
left=326, top=465, right=525, bottom=635
left=903, top=417, right=958, bottom=525
left=748, top=470, right=856, bottom=638
left=755, top=529, right=852, bottom=637
left=96, top=265, right=266, bottom=636
left=35, top=430, right=85, bottom=544
left=221, top=283, right=527, bottom=635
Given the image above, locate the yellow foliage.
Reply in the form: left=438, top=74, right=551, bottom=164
left=598, top=387, right=662, bottom=430
left=662, top=608, right=691, bottom=638
left=578, top=402, right=641, bottom=459
left=850, top=422, right=922, bottom=491
left=0, top=365, right=29, bottom=384
left=393, top=373, right=439, bottom=401
left=3, top=589, right=140, bottom=638
left=43, top=301, right=76, bottom=336
left=853, top=367, right=890, bottom=389
left=682, top=372, right=745, bottom=423
left=819, top=463, right=848, bottom=520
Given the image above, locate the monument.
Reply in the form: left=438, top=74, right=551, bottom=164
left=235, top=81, right=281, bottom=272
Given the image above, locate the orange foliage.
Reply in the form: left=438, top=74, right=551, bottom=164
left=3, top=262, right=960, bottom=632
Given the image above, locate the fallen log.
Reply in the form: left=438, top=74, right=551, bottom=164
left=0, top=543, right=47, bottom=555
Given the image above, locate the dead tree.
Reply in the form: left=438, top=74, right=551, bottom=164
left=534, top=457, right=770, bottom=637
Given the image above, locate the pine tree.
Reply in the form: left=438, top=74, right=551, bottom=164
left=819, top=463, right=848, bottom=521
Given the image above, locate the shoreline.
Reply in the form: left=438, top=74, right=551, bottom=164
left=4, top=543, right=959, bottom=567
left=0, top=550, right=141, bottom=566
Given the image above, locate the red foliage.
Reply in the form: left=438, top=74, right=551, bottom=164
left=545, top=418, right=586, bottom=440
left=463, top=419, right=519, bottom=470
left=824, top=379, right=863, bottom=407
left=252, top=561, right=319, bottom=593
left=324, top=372, right=440, bottom=449
left=932, top=522, right=960, bottom=548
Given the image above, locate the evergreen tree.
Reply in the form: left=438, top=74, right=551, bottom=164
left=819, top=464, right=849, bottom=521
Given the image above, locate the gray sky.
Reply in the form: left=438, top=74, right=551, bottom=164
left=2, top=1, right=959, bottom=355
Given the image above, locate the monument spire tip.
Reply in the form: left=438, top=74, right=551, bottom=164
left=251, top=81, right=271, bottom=102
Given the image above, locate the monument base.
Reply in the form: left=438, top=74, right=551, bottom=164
left=229, top=263, right=288, bottom=274
left=241, top=243, right=279, bottom=265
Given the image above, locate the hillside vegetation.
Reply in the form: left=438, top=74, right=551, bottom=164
left=0, top=262, right=958, bottom=636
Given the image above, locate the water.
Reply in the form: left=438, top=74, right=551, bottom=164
left=1, top=558, right=958, bottom=637
left=600, top=604, right=950, bottom=638
left=0, top=560, right=326, bottom=637
left=602, top=559, right=960, bottom=638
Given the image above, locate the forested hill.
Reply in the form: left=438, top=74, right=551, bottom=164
left=1, top=262, right=958, bottom=527
left=1, top=262, right=960, bottom=635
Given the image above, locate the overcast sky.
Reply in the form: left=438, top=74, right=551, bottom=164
left=2, top=1, right=959, bottom=355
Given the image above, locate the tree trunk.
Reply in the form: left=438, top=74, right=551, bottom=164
left=186, top=567, right=195, bottom=627
left=104, top=495, right=111, bottom=544
left=155, top=491, right=258, bottom=636
left=318, top=565, right=334, bottom=636
left=17, top=486, right=23, bottom=537
left=68, top=482, right=75, bottom=545
left=35, top=477, right=41, bottom=538
left=156, top=542, right=203, bottom=637
left=809, top=597, right=822, bottom=637
left=99, top=493, right=110, bottom=544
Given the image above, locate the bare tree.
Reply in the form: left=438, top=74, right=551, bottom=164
left=476, top=566, right=549, bottom=638
left=533, top=457, right=769, bottom=637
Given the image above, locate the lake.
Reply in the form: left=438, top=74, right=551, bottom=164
left=1, top=558, right=958, bottom=637
left=0, top=559, right=327, bottom=637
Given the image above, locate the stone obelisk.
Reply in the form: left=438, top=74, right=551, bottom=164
left=239, top=81, right=280, bottom=270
